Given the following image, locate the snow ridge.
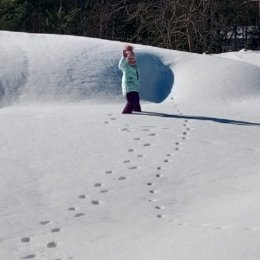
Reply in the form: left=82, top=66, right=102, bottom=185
left=0, top=31, right=174, bottom=106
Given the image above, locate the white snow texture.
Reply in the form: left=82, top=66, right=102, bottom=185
left=0, top=31, right=260, bottom=260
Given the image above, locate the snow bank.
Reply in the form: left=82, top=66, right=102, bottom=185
left=171, top=52, right=260, bottom=105
left=0, top=31, right=259, bottom=107
left=215, top=49, right=260, bottom=67
left=0, top=31, right=174, bottom=105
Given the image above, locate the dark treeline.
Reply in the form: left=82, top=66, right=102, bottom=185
left=0, top=0, right=259, bottom=53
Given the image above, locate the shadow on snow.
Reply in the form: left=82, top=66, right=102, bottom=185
left=137, top=53, right=174, bottom=103
left=107, top=52, right=174, bottom=103
left=135, top=111, right=260, bottom=126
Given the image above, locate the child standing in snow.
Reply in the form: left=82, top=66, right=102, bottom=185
left=118, top=45, right=141, bottom=114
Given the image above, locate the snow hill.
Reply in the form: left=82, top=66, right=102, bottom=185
left=0, top=31, right=260, bottom=260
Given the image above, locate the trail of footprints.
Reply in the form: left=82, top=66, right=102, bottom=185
left=115, top=108, right=260, bottom=233
left=108, top=110, right=193, bottom=223
left=138, top=105, right=260, bottom=232
left=147, top=108, right=192, bottom=220
left=20, top=220, right=61, bottom=260
left=19, top=113, right=157, bottom=259
left=19, top=109, right=258, bottom=259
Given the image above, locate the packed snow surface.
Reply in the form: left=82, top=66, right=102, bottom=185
left=0, top=31, right=260, bottom=260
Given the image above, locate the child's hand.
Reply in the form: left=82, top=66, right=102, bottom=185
left=123, top=50, right=128, bottom=57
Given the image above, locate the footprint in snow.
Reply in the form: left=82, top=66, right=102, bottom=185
left=78, top=194, right=87, bottom=199
left=156, top=214, right=166, bottom=219
left=118, top=176, right=127, bottom=181
left=155, top=205, right=165, bottom=210
left=123, top=159, right=131, bottom=164
left=120, top=128, right=130, bottom=132
left=47, top=241, right=57, bottom=248
left=74, top=213, right=86, bottom=218
left=40, top=221, right=50, bottom=226
left=149, top=189, right=159, bottom=194
left=155, top=173, right=164, bottom=178
left=91, top=200, right=101, bottom=205
left=21, top=237, right=30, bottom=243
left=100, top=189, right=109, bottom=193
left=68, top=207, right=77, bottom=211
left=69, top=205, right=86, bottom=217
left=128, top=166, right=138, bottom=170
left=21, top=254, right=36, bottom=259
left=51, top=228, right=61, bottom=233
left=163, top=159, right=170, bottom=163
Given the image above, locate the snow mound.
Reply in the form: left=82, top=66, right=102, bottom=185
left=0, top=31, right=259, bottom=107
left=0, top=31, right=173, bottom=106
left=171, top=51, right=260, bottom=105
left=215, top=49, right=260, bottom=67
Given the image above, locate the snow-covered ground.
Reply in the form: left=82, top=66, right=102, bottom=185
left=0, top=31, right=260, bottom=260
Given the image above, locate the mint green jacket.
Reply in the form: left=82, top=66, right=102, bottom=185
left=118, top=56, right=140, bottom=96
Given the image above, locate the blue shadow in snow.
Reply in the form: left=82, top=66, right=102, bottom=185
left=99, top=52, right=174, bottom=102
left=135, top=111, right=260, bottom=126
left=138, top=53, right=174, bottom=103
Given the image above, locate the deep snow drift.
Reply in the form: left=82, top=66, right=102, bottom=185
left=0, top=31, right=260, bottom=260
left=1, top=31, right=259, bottom=106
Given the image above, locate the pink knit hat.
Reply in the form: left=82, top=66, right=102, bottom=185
left=125, top=44, right=134, bottom=52
left=124, top=45, right=135, bottom=57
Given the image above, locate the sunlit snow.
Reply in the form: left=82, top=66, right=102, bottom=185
left=0, top=31, right=260, bottom=260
